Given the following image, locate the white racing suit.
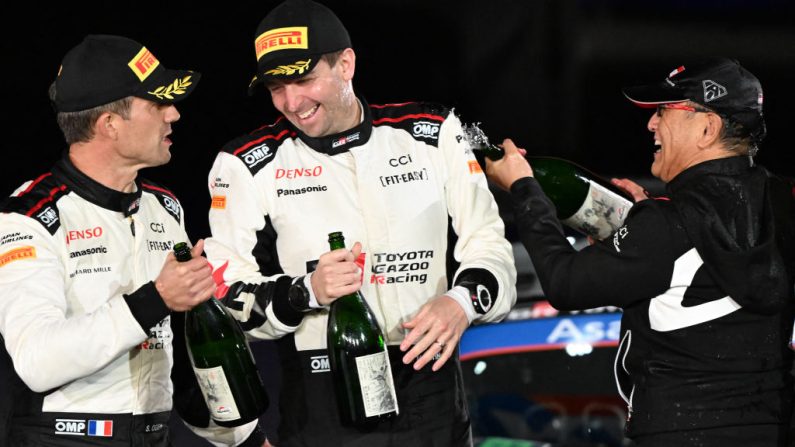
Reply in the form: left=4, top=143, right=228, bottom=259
left=0, top=156, right=259, bottom=446
left=205, top=98, right=517, bottom=446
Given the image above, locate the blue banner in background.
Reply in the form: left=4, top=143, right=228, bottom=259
left=460, top=313, right=623, bottom=361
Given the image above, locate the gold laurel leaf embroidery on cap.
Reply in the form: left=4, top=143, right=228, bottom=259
left=264, top=59, right=311, bottom=76
left=147, top=75, right=193, bottom=100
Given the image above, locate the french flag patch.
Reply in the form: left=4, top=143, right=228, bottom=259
left=87, top=420, right=113, bottom=437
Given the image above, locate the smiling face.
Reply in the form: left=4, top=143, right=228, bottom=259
left=646, top=102, right=716, bottom=182
left=266, top=49, right=359, bottom=138
left=113, top=97, right=180, bottom=168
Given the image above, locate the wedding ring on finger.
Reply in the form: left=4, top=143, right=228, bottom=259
left=434, top=340, right=445, bottom=349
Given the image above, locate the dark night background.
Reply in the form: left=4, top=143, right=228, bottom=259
left=3, top=0, right=795, bottom=243
left=2, top=1, right=795, bottom=444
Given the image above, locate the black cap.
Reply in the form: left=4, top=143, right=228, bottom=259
left=54, top=35, right=200, bottom=113
left=623, top=58, right=765, bottom=142
left=248, top=0, right=351, bottom=92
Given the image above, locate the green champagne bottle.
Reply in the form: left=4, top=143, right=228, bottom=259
left=325, top=232, right=398, bottom=426
left=464, top=123, right=633, bottom=240
left=176, top=242, right=268, bottom=427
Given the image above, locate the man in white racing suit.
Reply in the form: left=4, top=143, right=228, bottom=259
left=0, top=35, right=265, bottom=446
left=204, top=1, right=517, bottom=445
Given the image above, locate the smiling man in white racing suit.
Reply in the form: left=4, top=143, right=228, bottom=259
left=0, top=35, right=265, bottom=447
left=203, top=1, right=517, bottom=445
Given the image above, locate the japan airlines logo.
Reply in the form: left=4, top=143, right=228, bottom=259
left=702, top=80, right=727, bottom=103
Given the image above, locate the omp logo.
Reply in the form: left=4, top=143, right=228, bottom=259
left=54, top=418, right=86, bottom=436
left=242, top=144, right=273, bottom=168
left=412, top=121, right=440, bottom=140
left=0, top=246, right=36, bottom=267
left=211, top=195, right=226, bottom=209
left=128, top=47, right=160, bottom=81
left=309, top=355, right=330, bottom=373
left=38, top=207, right=58, bottom=227
left=162, top=196, right=181, bottom=217
left=255, top=27, right=308, bottom=60
left=702, top=80, right=727, bottom=103
left=332, top=132, right=360, bottom=148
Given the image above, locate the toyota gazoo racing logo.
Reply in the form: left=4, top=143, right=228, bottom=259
left=332, top=132, right=360, bottom=149
left=242, top=143, right=274, bottom=168
left=412, top=121, right=440, bottom=140
left=162, top=196, right=181, bottom=218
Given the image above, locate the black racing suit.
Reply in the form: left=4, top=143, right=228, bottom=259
left=510, top=156, right=795, bottom=446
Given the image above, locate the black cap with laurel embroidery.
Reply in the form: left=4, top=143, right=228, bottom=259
left=54, top=34, right=200, bottom=112
left=248, top=0, right=351, bottom=93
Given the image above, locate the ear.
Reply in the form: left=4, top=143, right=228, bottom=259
left=698, top=113, right=722, bottom=148
left=338, top=48, right=356, bottom=82
left=94, top=112, right=118, bottom=140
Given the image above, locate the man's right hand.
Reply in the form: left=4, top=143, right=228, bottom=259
left=155, top=239, right=216, bottom=311
left=611, top=178, right=649, bottom=202
left=310, top=241, right=363, bottom=306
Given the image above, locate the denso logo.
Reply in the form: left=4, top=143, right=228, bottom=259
left=275, top=166, right=323, bottom=179
left=412, top=121, right=440, bottom=140
left=242, top=143, right=273, bottom=168
left=66, top=226, right=103, bottom=244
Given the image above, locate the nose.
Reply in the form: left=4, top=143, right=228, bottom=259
left=281, top=84, right=304, bottom=113
left=647, top=112, right=659, bottom=132
left=164, top=104, right=180, bottom=123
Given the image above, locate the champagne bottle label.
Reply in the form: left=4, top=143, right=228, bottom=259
left=193, top=366, right=242, bottom=421
left=355, top=350, right=399, bottom=417
left=562, top=180, right=633, bottom=240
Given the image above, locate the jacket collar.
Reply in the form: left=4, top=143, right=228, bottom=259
left=666, top=156, right=753, bottom=194
left=291, top=95, right=372, bottom=155
left=52, top=153, right=142, bottom=216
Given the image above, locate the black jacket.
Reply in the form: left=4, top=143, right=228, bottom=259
left=510, top=156, right=795, bottom=439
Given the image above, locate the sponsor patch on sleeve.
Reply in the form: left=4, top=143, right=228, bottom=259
left=0, top=246, right=36, bottom=267
left=211, top=195, right=227, bottom=210
left=468, top=160, right=483, bottom=174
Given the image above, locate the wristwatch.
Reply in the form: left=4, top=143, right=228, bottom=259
left=288, top=277, right=312, bottom=312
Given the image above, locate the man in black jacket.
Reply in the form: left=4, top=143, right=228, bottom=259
left=486, top=58, right=795, bottom=446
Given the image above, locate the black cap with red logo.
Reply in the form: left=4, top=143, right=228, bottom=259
left=248, top=0, right=351, bottom=93
left=622, top=58, right=765, bottom=143
left=54, top=34, right=200, bottom=113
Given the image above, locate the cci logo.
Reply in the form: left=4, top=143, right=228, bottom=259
left=310, top=355, right=330, bottom=373
left=389, top=154, right=413, bottom=167
left=242, top=143, right=273, bottom=168
left=37, top=207, right=59, bottom=227
left=412, top=121, right=440, bottom=140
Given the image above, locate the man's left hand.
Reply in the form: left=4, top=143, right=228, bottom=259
left=399, top=295, right=469, bottom=371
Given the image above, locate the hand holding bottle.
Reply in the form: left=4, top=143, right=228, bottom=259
left=400, top=295, right=469, bottom=371
left=155, top=239, right=215, bottom=311
left=484, top=139, right=533, bottom=192
left=310, top=241, right=363, bottom=306
left=611, top=178, right=649, bottom=202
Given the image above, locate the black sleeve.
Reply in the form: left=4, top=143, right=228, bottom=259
left=510, top=177, right=678, bottom=310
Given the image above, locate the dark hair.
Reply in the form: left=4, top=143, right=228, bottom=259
left=49, top=82, right=132, bottom=145
left=319, top=49, right=345, bottom=68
